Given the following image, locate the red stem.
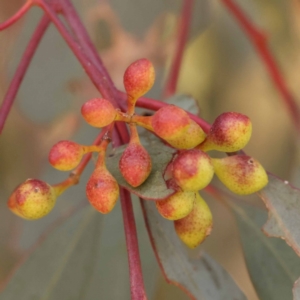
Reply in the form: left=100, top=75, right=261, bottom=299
left=0, top=0, right=33, bottom=30
left=120, top=188, right=147, bottom=300
left=0, top=0, right=147, bottom=297
left=72, top=127, right=108, bottom=177
left=221, top=0, right=300, bottom=132
left=114, top=121, right=130, bottom=143
left=42, top=1, right=146, bottom=297
left=58, top=0, right=120, bottom=104
left=0, top=14, right=50, bottom=133
left=163, top=0, right=194, bottom=98
left=114, top=118, right=147, bottom=300
left=38, top=0, right=130, bottom=143
left=36, top=0, right=119, bottom=105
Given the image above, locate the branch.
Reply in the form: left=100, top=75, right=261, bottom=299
left=51, top=127, right=110, bottom=195
left=163, top=0, right=194, bottom=98
left=36, top=1, right=109, bottom=98
left=120, top=188, right=147, bottom=300
left=59, top=0, right=118, bottom=101
left=48, top=3, right=145, bottom=297
left=113, top=112, right=146, bottom=300
left=37, top=0, right=120, bottom=106
left=38, top=1, right=131, bottom=146
left=71, top=127, right=108, bottom=178
left=0, top=14, right=50, bottom=133
left=1, top=2, right=145, bottom=298
left=221, top=0, right=300, bottom=132
left=0, top=0, right=33, bottom=30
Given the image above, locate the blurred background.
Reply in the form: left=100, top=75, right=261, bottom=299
left=0, top=0, right=300, bottom=299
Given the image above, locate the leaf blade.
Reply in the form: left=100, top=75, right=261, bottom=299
left=231, top=200, right=300, bottom=300
left=0, top=205, right=103, bottom=300
left=257, top=174, right=300, bottom=256
left=141, top=200, right=246, bottom=300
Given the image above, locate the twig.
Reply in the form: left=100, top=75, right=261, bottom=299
left=37, top=0, right=115, bottom=101
left=70, top=127, right=108, bottom=178
left=0, top=1, right=147, bottom=297
left=114, top=114, right=147, bottom=300
left=120, top=188, right=147, bottom=300
left=0, top=15, right=50, bottom=133
left=58, top=0, right=120, bottom=104
left=221, top=0, right=300, bottom=132
left=163, top=0, right=194, bottom=98
left=0, top=0, right=33, bottom=30
left=41, top=1, right=146, bottom=297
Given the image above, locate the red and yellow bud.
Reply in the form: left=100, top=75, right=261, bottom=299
left=212, top=155, right=268, bottom=195
left=119, top=143, right=152, bottom=187
left=119, top=124, right=152, bottom=187
left=81, top=98, right=116, bottom=127
left=172, top=149, right=214, bottom=191
left=86, top=167, right=119, bottom=214
left=174, top=193, right=212, bottom=248
left=156, top=191, right=195, bottom=220
left=151, top=105, right=190, bottom=141
left=166, top=119, right=206, bottom=149
left=199, top=112, right=252, bottom=152
left=151, top=105, right=206, bottom=149
left=86, top=140, right=119, bottom=214
left=8, top=179, right=57, bottom=220
left=124, top=58, right=155, bottom=114
left=49, top=140, right=99, bottom=171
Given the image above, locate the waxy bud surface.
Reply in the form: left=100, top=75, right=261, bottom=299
left=212, top=155, right=268, bottom=195
left=124, top=58, right=155, bottom=101
left=151, top=105, right=190, bottom=140
left=172, top=149, right=214, bottom=191
left=166, top=119, right=206, bottom=149
left=156, top=191, right=195, bottom=220
left=119, top=143, right=152, bottom=187
left=81, top=98, right=116, bottom=128
left=49, top=140, right=84, bottom=171
left=8, top=179, right=57, bottom=220
left=174, top=193, right=212, bottom=248
left=199, top=112, right=252, bottom=152
left=86, top=167, right=119, bottom=214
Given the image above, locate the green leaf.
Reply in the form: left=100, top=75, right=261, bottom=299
left=106, top=141, right=175, bottom=200
left=230, top=200, right=300, bottom=300
left=0, top=204, right=103, bottom=300
left=257, top=174, right=300, bottom=256
left=141, top=200, right=247, bottom=300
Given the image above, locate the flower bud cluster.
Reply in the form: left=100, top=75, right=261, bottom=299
left=7, top=58, right=268, bottom=249
left=154, top=110, right=268, bottom=248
